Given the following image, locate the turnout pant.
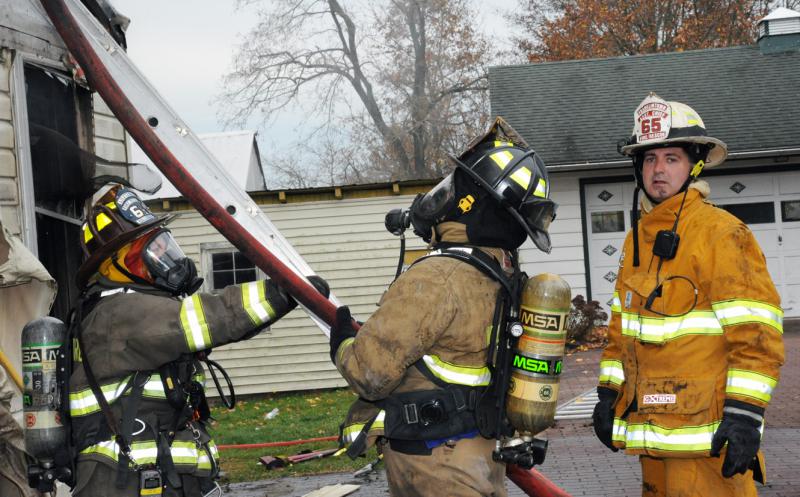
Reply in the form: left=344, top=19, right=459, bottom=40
left=640, top=454, right=757, bottom=497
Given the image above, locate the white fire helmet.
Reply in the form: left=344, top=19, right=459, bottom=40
left=620, top=93, right=728, bottom=168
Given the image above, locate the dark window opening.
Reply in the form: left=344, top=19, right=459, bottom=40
left=591, top=211, right=625, bottom=233
left=25, top=65, right=93, bottom=320
left=211, top=251, right=257, bottom=290
left=719, top=202, right=775, bottom=225
left=781, top=200, right=800, bottom=222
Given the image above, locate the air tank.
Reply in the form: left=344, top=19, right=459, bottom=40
left=22, top=316, right=67, bottom=460
left=506, top=273, right=571, bottom=436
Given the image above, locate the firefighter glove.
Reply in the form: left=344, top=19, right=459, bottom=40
left=710, top=404, right=763, bottom=478
left=592, top=386, right=618, bottom=452
left=329, top=306, right=357, bottom=364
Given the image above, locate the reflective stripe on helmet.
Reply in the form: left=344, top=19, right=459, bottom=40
left=612, top=418, right=722, bottom=453
left=490, top=150, right=514, bottom=169
left=82, top=212, right=113, bottom=243
left=181, top=294, right=212, bottom=351
left=726, top=369, right=778, bottom=403
left=533, top=178, right=547, bottom=198
left=421, top=355, right=491, bottom=386
left=712, top=299, right=783, bottom=334
left=241, top=281, right=276, bottom=325
left=510, top=166, right=532, bottom=190
left=598, top=359, right=625, bottom=386
left=620, top=310, right=723, bottom=343
left=341, top=410, right=386, bottom=444
left=69, top=374, right=167, bottom=417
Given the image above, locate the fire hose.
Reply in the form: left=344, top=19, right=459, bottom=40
left=40, top=1, right=572, bottom=494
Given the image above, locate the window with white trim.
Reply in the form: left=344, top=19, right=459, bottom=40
left=200, top=242, right=264, bottom=291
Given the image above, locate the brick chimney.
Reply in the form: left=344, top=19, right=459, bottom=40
left=758, top=7, right=800, bottom=54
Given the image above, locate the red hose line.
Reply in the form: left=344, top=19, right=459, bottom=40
left=217, top=436, right=338, bottom=450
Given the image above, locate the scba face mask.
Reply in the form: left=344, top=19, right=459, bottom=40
left=141, top=230, right=203, bottom=296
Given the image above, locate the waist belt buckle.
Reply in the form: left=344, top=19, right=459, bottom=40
left=419, top=399, right=447, bottom=427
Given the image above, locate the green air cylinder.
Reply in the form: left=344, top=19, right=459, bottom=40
left=506, top=273, right=571, bottom=436
left=22, top=316, right=67, bottom=460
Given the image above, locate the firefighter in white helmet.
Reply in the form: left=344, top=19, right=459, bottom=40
left=593, top=93, right=784, bottom=497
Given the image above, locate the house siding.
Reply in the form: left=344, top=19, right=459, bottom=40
left=168, top=195, right=429, bottom=396
left=0, top=49, right=19, bottom=235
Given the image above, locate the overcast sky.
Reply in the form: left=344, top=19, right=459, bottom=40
left=113, top=0, right=520, bottom=149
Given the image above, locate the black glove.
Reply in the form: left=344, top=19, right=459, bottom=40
left=592, top=386, right=619, bottom=452
left=329, top=306, right=357, bottom=364
left=710, top=402, right=763, bottom=478
left=307, top=275, right=330, bottom=298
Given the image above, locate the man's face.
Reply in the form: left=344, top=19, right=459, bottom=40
left=641, top=147, right=692, bottom=203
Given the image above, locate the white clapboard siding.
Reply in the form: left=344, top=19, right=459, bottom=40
left=92, top=94, right=127, bottom=162
left=519, top=169, right=627, bottom=304
left=168, top=194, right=426, bottom=395
left=167, top=172, right=607, bottom=396
left=0, top=51, right=20, bottom=234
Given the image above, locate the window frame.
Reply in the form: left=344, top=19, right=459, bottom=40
left=199, top=241, right=265, bottom=293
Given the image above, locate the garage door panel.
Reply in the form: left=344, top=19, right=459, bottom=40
left=586, top=184, right=625, bottom=208
left=783, top=283, right=800, bottom=313
left=709, top=175, right=775, bottom=199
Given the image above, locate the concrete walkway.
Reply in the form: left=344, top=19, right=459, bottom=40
left=225, top=331, right=800, bottom=497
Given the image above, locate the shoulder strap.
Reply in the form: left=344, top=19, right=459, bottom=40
left=73, top=296, right=137, bottom=484
left=412, top=246, right=516, bottom=301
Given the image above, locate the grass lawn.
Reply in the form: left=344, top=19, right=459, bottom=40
left=209, top=387, right=380, bottom=483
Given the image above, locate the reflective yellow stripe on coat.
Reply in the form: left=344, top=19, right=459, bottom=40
left=180, top=294, right=211, bottom=351
left=712, top=299, right=783, bottom=334
left=726, top=369, right=778, bottom=403
left=69, top=374, right=167, bottom=417
left=612, top=418, right=721, bottom=453
left=241, top=281, right=276, bottom=325
left=341, top=411, right=386, bottom=444
left=421, top=355, right=491, bottom=386
left=620, top=310, right=723, bottom=343
left=598, top=359, right=624, bottom=387
left=81, top=438, right=219, bottom=469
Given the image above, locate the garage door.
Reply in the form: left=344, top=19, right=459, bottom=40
left=585, top=170, right=800, bottom=318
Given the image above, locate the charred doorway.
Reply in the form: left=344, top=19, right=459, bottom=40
left=24, top=65, right=94, bottom=320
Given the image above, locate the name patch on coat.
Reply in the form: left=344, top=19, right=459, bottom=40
left=642, top=394, right=676, bottom=405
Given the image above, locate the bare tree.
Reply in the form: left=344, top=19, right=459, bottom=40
left=221, top=0, right=491, bottom=185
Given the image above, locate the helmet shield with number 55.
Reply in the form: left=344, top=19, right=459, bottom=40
left=77, top=184, right=175, bottom=289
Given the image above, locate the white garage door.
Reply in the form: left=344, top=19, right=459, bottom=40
left=585, top=170, right=800, bottom=318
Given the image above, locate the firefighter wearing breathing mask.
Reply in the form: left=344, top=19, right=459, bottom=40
left=328, top=119, right=557, bottom=497
left=593, top=93, right=784, bottom=497
left=65, top=184, right=326, bottom=496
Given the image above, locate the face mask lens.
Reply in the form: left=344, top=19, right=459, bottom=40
left=144, top=231, right=186, bottom=272
left=416, top=173, right=456, bottom=219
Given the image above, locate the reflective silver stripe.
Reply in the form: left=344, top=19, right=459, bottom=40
left=241, top=281, right=275, bottom=325
left=342, top=410, right=385, bottom=444
left=612, top=418, right=721, bottom=452
left=421, top=355, right=491, bottom=386
left=69, top=374, right=167, bottom=417
left=80, top=439, right=158, bottom=465
left=181, top=294, right=211, bottom=351
left=726, top=369, right=777, bottom=403
left=598, top=359, right=624, bottom=386
left=621, top=311, right=722, bottom=343
left=712, top=299, right=783, bottom=334
left=69, top=375, right=132, bottom=416
left=611, top=292, right=621, bottom=313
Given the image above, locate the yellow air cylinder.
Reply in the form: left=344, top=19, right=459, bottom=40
left=506, top=273, right=571, bottom=436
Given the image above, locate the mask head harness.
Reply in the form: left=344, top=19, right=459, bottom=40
left=618, top=93, right=728, bottom=267
left=77, top=184, right=203, bottom=296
